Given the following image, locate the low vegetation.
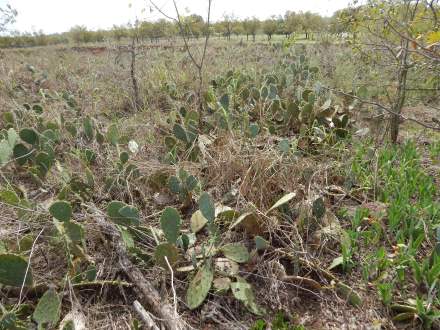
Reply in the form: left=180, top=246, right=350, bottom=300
left=0, top=0, right=439, bottom=329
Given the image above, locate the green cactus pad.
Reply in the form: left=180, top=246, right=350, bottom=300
left=49, top=200, right=72, bottom=222
left=13, top=144, right=31, bottom=166
left=0, top=254, right=33, bottom=287
left=160, top=207, right=181, bottom=244
left=33, top=289, right=61, bottom=327
left=186, top=262, right=214, bottom=310
left=199, top=192, right=215, bottom=222
left=154, top=243, right=180, bottom=269
left=19, top=128, right=39, bottom=145
left=191, top=210, right=208, bottom=233
left=107, top=201, right=140, bottom=227
left=221, top=243, right=250, bottom=263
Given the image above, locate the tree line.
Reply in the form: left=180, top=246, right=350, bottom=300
left=0, top=11, right=345, bottom=48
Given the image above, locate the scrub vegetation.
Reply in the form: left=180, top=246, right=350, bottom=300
left=0, top=0, right=439, bottom=329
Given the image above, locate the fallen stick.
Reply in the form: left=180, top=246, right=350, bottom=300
left=282, top=275, right=322, bottom=291
left=7, top=280, right=133, bottom=299
left=134, top=300, right=160, bottom=330
left=91, top=206, right=186, bottom=330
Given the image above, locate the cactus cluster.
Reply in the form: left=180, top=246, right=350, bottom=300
left=181, top=192, right=267, bottom=314
left=202, top=54, right=351, bottom=141
left=50, top=200, right=87, bottom=261
left=164, top=108, right=200, bottom=163
left=10, top=126, right=59, bottom=178
left=1, top=102, right=63, bottom=177
left=168, top=168, right=200, bottom=206
left=106, top=201, right=140, bottom=227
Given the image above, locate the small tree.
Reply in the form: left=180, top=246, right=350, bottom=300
left=285, top=11, right=300, bottom=38
left=151, top=0, right=213, bottom=112
left=232, top=19, right=244, bottom=37
left=112, top=25, right=128, bottom=42
left=221, top=13, right=235, bottom=41
left=344, top=0, right=440, bottom=142
left=180, top=14, right=205, bottom=39
left=33, top=30, right=48, bottom=46
left=263, top=17, right=277, bottom=41
left=298, top=11, right=323, bottom=39
left=70, top=25, right=93, bottom=44
left=242, top=17, right=260, bottom=41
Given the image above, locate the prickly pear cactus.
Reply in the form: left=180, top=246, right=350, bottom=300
left=19, top=128, right=39, bottom=145
left=231, top=277, right=265, bottom=316
left=221, top=243, right=250, bottom=263
left=106, top=201, right=140, bottom=227
left=0, top=254, right=33, bottom=287
left=199, top=192, right=215, bottom=222
left=49, top=201, right=72, bottom=222
left=191, top=210, right=208, bottom=233
left=33, top=289, right=61, bottom=328
left=154, top=243, right=180, bottom=269
left=312, top=197, right=326, bottom=219
left=186, top=262, right=214, bottom=310
left=160, top=207, right=181, bottom=244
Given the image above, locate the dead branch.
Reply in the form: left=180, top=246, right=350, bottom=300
left=90, top=206, right=186, bottom=330
left=130, top=35, right=141, bottom=111
left=133, top=300, right=160, bottom=330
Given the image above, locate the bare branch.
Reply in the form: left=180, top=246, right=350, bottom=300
left=150, top=0, right=200, bottom=70
left=200, top=0, right=212, bottom=72
left=323, top=86, right=440, bottom=131
left=150, top=0, right=213, bottom=111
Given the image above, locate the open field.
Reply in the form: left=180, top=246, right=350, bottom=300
left=0, top=33, right=439, bottom=330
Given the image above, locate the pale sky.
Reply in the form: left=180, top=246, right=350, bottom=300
left=5, top=0, right=351, bottom=34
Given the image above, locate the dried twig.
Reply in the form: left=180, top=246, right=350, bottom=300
left=164, top=256, right=178, bottom=318
left=18, top=227, right=44, bottom=305
left=130, top=35, right=141, bottom=111
left=133, top=300, right=160, bottom=330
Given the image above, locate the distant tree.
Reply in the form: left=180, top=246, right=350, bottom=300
left=274, top=15, right=289, bottom=38
left=157, top=19, right=176, bottom=40
left=242, top=17, right=260, bottom=41
left=311, top=13, right=328, bottom=35
left=329, top=9, right=350, bottom=35
left=70, top=25, right=93, bottom=44
left=298, top=12, right=312, bottom=39
left=263, top=17, right=278, bottom=41
left=139, top=21, right=154, bottom=41
left=33, top=30, right=48, bottom=46
left=220, top=13, right=235, bottom=40
left=112, top=25, right=127, bottom=42
left=285, top=11, right=300, bottom=37
left=182, top=14, right=204, bottom=39
left=232, top=19, right=244, bottom=37
left=93, top=30, right=105, bottom=42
